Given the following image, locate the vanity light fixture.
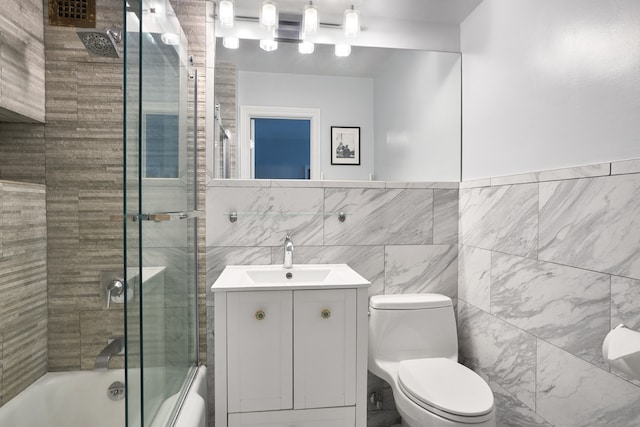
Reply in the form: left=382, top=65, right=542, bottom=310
left=222, top=36, right=239, bottom=49
left=302, top=1, right=318, bottom=35
left=260, top=1, right=278, bottom=30
left=260, top=38, right=278, bottom=52
left=343, top=5, right=360, bottom=37
left=335, top=43, right=351, bottom=57
left=218, top=0, right=234, bottom=28
left=298, top=41, right=314, bottom=54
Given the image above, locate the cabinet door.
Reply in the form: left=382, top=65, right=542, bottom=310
left=227, top=291, right=293, bottom=413
left=293, top=289, right=357, bottom=409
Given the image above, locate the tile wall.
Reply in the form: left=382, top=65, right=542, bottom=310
left=458, top=159, right=640, bottom=426
left=205, top=179, right=459, bottom=426
left=0, top=181, right=47, bottom=405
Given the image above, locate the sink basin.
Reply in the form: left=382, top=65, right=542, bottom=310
left=211, top=264, right=370, bottom=291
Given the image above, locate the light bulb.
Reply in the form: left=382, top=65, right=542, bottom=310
left=219, top=0, right=234, bottom=28
left=335, top=44, right=351, bottom=57
left=222, top=36, right=239, bottom=49
left=298, top=41, right=314, bottom=54
left=260, top=1, right=278, bottom=29
left=344, top=6, right=360, bottom=37
left=260, top=39, right=278, bottom=52
left=303, top=2, right=318, bottom=34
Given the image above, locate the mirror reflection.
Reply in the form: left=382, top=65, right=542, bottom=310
left=215, top=38, right=461, bottom=182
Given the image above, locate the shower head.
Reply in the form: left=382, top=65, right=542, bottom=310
left=76, top=28, right=122, bottom=58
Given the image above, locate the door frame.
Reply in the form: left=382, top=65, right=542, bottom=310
left=239, top=106, right=321, bottom=180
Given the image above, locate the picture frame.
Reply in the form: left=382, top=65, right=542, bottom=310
left=331, top=126, right=360, bottom=165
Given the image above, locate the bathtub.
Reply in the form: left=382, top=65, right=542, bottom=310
left=0, top=370, right=126, bottom=427
left=0, top=366, right=206, bottom=427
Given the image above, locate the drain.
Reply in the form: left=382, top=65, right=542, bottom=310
left=108, top=381, right=126, bottom=401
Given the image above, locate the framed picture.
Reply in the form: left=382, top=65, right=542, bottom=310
left=331, top=126, right=360, bottom=165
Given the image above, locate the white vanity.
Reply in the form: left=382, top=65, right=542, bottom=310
left=212, top=264, right=371, bottom=427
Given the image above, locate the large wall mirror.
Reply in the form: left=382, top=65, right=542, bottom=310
left=214, top=38, right=461, bottom=182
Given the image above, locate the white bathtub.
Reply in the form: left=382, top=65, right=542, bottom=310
left=0, top=370, right=126, bottom=427
left=0, top=366, right=207, bottom=427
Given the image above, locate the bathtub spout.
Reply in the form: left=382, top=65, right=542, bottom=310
left=95, top=338, right=124, bottom=371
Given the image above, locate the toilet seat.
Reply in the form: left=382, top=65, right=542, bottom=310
left=398, top=358, right=494, bottom=424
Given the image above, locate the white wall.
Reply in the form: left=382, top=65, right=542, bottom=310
left=461, top=0, right=640, bottom=180
left=238, top=71, right=374, bottom=180
left=373, top=51, right=461, bottom=182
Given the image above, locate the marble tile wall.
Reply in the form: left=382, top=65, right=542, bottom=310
left=205, top=179, right=459, bottom=426
left=0, top=181, right=47, bottom=406
left=458, top=161, right=640, bottom=426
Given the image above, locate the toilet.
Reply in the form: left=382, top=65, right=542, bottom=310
left=368, top=293, right=495, bottom=427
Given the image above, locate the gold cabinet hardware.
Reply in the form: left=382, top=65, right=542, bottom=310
left=320, top=309, right=331, bottom=319
left=255, top=310, right=266, bottom=320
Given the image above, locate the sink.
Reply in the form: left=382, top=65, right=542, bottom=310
left=211, top=264, right=370, bottom=291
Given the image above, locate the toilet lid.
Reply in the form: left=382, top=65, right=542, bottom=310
left=398, top=358, right=494, bottom=418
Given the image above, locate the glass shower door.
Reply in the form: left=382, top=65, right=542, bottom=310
left=124, top=1, right=199, bottom=426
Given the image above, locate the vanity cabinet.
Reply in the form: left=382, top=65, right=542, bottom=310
left=213, top=264, right=370, bottom=427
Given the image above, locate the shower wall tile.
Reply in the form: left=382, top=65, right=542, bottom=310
left=207, top=186, right=324, bottom=246
left=491, top=253, right=610, bottom=367
left=458, top=245, right=491, bottom=312
left=280, top=245, right=385, bottom=296
left=0, top=181, right=47, bottom=404
left=324, top=188, right=433, bottom=245
left=457, top=301, right=536, bottom=410
left=490, top=380, right=552, bottom=427
left=0, top=0, right=45, bottom=123
left=433, top=189, right=459, bottom=244
left=385, top=245, right=457, bottom=298
left=537, top=340, right=640, bottom=426
left=611, top=276, right=640, bottom=329
left=0, top=124, right=46, bottom=184
left=539, top=174, right=640, bottom=279
left=459, top=183, right=538, bottom=257
left=79, top=310, right=125, bottom=371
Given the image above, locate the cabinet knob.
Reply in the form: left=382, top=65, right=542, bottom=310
left=255, top=310, right=266, bottom=320
left=320, top=308, right=331, bottom=319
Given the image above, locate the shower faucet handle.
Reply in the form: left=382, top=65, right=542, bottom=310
left=106, top=278, right=125, bottom=308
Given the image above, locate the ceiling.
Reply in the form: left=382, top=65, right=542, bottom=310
left=232, top=0, right=484, bottom=26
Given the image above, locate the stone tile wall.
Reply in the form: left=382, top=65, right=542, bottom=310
left=205, top=179, right=459, bottom=426
left=458, top=160, right=640, bottom=426
left=0, top=181, right=47, bottom=405
left=0, top=0, right=45, bottom=123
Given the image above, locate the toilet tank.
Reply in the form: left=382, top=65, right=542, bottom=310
left=369, top=294, right=458, bottom=364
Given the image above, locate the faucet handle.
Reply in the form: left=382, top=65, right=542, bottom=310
left=106, top=278, right=125, bottom=308
left=285, top=232, right=292, bottom=241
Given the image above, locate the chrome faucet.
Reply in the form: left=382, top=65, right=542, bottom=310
left=95, top=337, right=124, bottom=371
left=284, top=232, right=294, bottom=269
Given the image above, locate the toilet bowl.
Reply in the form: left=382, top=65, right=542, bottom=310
left=368, top=294, right=495, bottom=427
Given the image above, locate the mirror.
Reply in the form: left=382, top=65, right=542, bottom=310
left=214, top=38, right=461, bottom=182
